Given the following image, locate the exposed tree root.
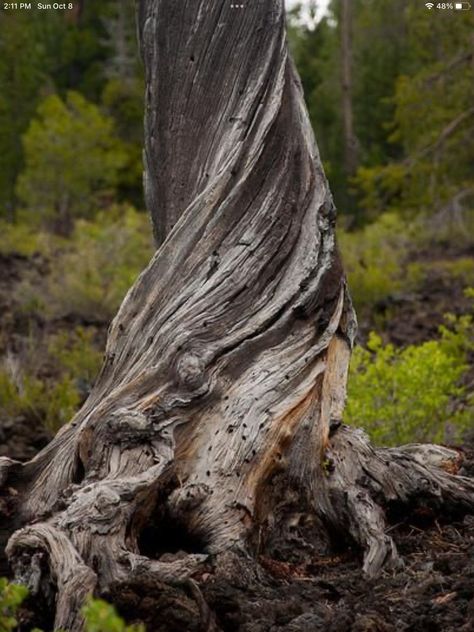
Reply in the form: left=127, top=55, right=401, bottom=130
left=186, top=578, right=220, bottom=632
left=5, top=425, right=473, bottom=629
left=6, top=524, right=97, bottom=631
left=318, top=425, right=474, bottom=576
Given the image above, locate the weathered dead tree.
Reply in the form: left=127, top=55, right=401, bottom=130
left=1, top=1, right=473, bottom=629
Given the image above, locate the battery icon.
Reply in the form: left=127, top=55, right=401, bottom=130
left=455, top=2, right=471, bottom=8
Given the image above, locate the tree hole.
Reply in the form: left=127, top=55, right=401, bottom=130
left=138, top=509, right=205, bottom=559
left=72, top=456, right=85, bottom=484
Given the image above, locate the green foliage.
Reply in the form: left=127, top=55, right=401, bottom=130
left=16, top=92, right=127, bottom=233
left=0, top=13, right=48, bottom=217
left=0, top=1, right=136, bottom=216
left=338, top=212, right=474, bottom=322
left=405, top=257, right=474, bottom=291
left=338, top=213, right=413, bottom=314
left=0, top=578, right=28, bottom=632
left=352, top=0, right=409, bottom=169
left=346, top=314, right=473, bottom=446
left=101, top=78, right=144, bottom=205
left=14, top=206, right=152, bottom=322
left=32, top=3, right=115, bottom=100
left=0, top=361, right=79, bottom=432
left=0, top=221, right=45, bottom=257
left=82, top=598, right=144, bottom=632
left=48, top=328, right=102, bottom=386
left=289, top=1, right=473, bottom=228
left=354, top=4, right=474, bottom=225
left=0, top=327, right=102, bottom=431
left=41, top=206, right=153, bottom=321
left=0, top=580, right=143, bottom=632
left=1, top=206, right=150, bottom=431
left=0, top=367, right=46, bottom=424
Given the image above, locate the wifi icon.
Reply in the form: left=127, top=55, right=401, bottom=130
left=425, top=2, right=434, bottom=7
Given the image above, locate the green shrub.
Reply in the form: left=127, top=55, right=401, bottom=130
left=0, top=579, right=143, bottom=632
left=0, top=327, right=102, bottom=431
left=48, top=327, right=102, bottom=386
left=422, top=258, right=474, bottom=286
left=338, top=213, right=414, bottom=314
left=338, top=215, right=474, bottom=320
left=34, top=205, right=153, bottom=322
left=0, top=578, right=28, bottom=632
left=83, top=598, right=144, bottom=632
left=0, top=366, right=46, bottom=423
left=345, top=313, right=473, bottom=445
left=0, top=363, right=79, bottom=431
left=0, top=221, right=51, bottom=257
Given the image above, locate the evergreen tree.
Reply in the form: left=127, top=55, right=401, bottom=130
left=0, top=13, right=48, bottom=218
left=355, top=3, right=474, bottom=228
left=16, top=91, right=127, bottom=234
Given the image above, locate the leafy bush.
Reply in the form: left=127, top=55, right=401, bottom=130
left=83, top=598, right=144, bottom=632
left=345, top=312, right=473, bottom=445
left=48, top=327, right=103, bottom=387
left=338, top=214, right=474, bottom=321
left=338, top=213, right=414, bottom=314
left=0, top=327, right=102, bottom=431
left=0, top=578, right=28, bottom=632
left=406, top=257, right=474, bottom=286
left=0, top=359, right=79, bottom=431
left=1, top=206, right=150, bottom=430
left=0, top=221, right=51, bottom=257
left=45, top=206, right=152, bottom=321
left=0, top=346, right=49, bottom=424
left=0, top=579, right=143, bottom=632
left=16, top=205, right=153, bottom=322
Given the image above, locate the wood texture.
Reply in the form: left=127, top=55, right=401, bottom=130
left=0, top=2, right=472, bottom=629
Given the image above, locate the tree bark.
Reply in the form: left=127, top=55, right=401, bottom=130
left=1, top=2, right=473, bottom=630
left=340, top=0, right=358, bottom=177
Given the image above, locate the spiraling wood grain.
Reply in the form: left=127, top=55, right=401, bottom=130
left=0, top=2, right=472, bottom=629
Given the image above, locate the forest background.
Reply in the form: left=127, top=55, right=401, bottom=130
left=0, top=0, right=473, bottom=458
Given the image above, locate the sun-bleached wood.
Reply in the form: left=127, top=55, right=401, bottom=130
left=0, top=2, right=473, bottom=629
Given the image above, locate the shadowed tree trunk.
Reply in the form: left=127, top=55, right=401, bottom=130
left=340, top=0, right=358, bottom=177
left=1, top=2, right=473, bottom=630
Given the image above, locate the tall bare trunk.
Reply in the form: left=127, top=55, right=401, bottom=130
left=0, top=2, right=472, bottom=630
left=341, top=0, right=358, bottom=177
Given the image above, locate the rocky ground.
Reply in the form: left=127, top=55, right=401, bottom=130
left=16, top=456, right=474, bottom=631
left=110, top=516, right=474, bottom=632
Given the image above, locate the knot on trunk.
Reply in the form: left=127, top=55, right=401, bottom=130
left=175, top=351, right=206, bottom=391
left=106, top=409, right=153, bottom=443
left=91, top=503, right=122, bottom=534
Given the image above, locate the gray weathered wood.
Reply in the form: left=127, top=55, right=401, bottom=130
left=0, top=2, right=472, bottom=629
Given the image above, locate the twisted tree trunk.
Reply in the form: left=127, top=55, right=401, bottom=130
left=1, top=2, right=473, bottom=630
